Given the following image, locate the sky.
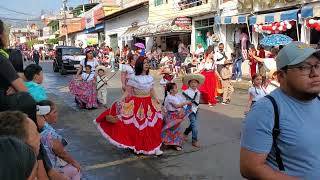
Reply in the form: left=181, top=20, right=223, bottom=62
left=1, top=0, right=85, bottom=22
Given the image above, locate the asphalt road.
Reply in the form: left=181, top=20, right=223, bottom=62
left=39, top=61, right=247, bottom=180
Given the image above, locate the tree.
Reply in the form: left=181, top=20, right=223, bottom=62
left=47, top=38, right=59, bottom=45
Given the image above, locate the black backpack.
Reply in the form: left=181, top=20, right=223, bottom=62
left=266, top=95, right=320, bottom=171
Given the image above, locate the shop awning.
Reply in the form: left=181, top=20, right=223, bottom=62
left=249, top=9, right=299, bottom=25
left=120, top=26, right=140, bottom=40
left=215, top=15, right=248, bottom=24
left=301, top=4, right=320, bottom=18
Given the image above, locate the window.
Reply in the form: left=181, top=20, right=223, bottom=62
left=154, top=0, right=163, bottom=6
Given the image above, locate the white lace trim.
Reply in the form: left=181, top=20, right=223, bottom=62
left=93, top=119, right=162, bottom=155
left=121, top=112, right=163, bottom=130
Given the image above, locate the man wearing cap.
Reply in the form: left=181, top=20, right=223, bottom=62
left=240, top=42, right=320, bottom=179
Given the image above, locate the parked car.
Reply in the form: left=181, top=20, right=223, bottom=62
left=53, top=46, right=85, bottom=75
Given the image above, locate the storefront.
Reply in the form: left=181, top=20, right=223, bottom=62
left=84, top=23, right=105, bottom=46
left=301, top=2, right=320, bottom=46
left=193, top=16, right=216, bottom=51
left=136, top=17, right=192, bottom=53
left=215, top=15, right=250, bottom=55
left=249, top=9, right=300, bottom=47
left=101, top=3, right=149, bottom=52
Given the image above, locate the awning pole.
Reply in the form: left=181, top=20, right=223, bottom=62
left=246, top=22, right=252, bottom=44
left=296, top=20, right=300, bottom=41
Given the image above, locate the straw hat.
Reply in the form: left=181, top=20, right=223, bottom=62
left=95, top=65, right=107, bottom=73
left=224, top=60, right=233, bottom=65
left=159, top=67, right=174, bottom=75
left=182, top=74, right=205, bottom=85
left=267, top=69, right=278, bottom=79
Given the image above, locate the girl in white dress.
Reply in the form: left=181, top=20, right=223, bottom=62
left=120, top=54, right=136, bottom=92
left=95, top=57, right=164, bottom=155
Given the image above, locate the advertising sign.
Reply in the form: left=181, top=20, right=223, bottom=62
left=86, top=33, right=99, bottom=46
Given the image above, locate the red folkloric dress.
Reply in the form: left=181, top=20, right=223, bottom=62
left=94, top=75, right=163, bottom=155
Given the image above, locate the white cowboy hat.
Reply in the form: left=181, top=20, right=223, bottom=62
left=182, top=74, right=205, bottom=86
left=263, top=58, right=277, bottom=72
left=95, top=65, right=107, bottom=73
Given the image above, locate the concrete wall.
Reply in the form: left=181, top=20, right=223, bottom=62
left=148, top=0, right=215, bottom=24
left=104, top=6, right=149, bottom=49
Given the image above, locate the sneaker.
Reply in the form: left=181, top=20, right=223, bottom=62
left=155, top=149, right=163, bottom=156
left=111, top=70, right=115, bottom=72
left=237, top=79, right=242, bottom=82
left=221, top=102, right=227, bottom=105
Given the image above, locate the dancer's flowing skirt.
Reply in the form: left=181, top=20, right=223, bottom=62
left=94, top=96, right=163, bottom=155
left=69, top=79, right=98, bottom=109
left=161, top=106, right=192, bottom=146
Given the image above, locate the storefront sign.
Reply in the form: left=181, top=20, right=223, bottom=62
left=172, top=17, right=192, bottom=27
left=85, top=11, right=95, bottom=29
left=171, top=17, right=192, bottom=31
left=253, top=0, right=301, bottom=12
left=86, top=33, right=99, bottom=46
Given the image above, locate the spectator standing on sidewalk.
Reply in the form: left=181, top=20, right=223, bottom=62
left=214, top=43, right=228, bottom=74
left=241, top=42, right=320, bottom=180
left=33, top=50, right=40, bottom=65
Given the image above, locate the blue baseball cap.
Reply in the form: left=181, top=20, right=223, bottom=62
left=276, top=41, right=320, bottom=70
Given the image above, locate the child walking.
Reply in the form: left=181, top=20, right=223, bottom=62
left=96, top=65, right=108, bottom=107
left=182, top=74, right=205, bottom=148
left=162, top=83, right=192, bottom=151
left=245, top=74, right=267, bottom=113
left=221, top=60, right=234, bottom=105
left=159, top=67, right=175, bottom=105
left=80, top=65, right=95, bottom=82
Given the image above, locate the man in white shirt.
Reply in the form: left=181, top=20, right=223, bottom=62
left=214, top=43, right=228, bottom=74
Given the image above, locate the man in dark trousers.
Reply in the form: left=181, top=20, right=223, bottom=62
left=33, top=49, right=40, bottom=65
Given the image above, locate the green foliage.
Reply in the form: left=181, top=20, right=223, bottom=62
left=47, top=38, right=59, bottom=45
left=26, top=39, right=40, bottom=49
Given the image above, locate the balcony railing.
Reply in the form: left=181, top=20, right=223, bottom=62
left=174, top=0, right=208, bottom=11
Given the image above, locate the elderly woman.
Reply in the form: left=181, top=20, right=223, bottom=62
left=69, top=49, right=99, bottom=109
left=37, top=100, right=81, bottom=180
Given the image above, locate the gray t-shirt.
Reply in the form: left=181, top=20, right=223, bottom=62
left=241, top=88, right=320, bottom=179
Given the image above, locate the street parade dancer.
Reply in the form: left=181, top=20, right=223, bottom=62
left=220, top=60, right=234, bottom=105
left=69, top=49, right=99, bottom=109
left=159, top=67, right=175, bottom=105
left=198, top=46, right=220, bottom=106
left=162, top=82, right=192, bottom=151
left=120, top=54, right=136, bottom=92
left=182, top=73, right=205, bottom=148
left=94, top=57, right=164, bottom=155
left=96, top=65, right=108, bottom=107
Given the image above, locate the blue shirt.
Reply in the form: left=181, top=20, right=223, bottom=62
left=25, top=81, right=47, bottom=102
left=241, top=88, right=320, bottom=179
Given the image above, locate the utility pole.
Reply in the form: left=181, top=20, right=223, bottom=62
left=62, top=0, right=69, bottom=46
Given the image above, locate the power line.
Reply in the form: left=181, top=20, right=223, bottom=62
left=0, top=5, right=38, bottom=17
left=0, top=17, right=41, bottom=22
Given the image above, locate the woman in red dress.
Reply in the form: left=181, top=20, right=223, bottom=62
left=94, top=57, right=163, bottom=155
left=198, top=46, right=219, bottom=106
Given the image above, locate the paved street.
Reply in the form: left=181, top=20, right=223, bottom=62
left=40, top=61, right=246, bottom=180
